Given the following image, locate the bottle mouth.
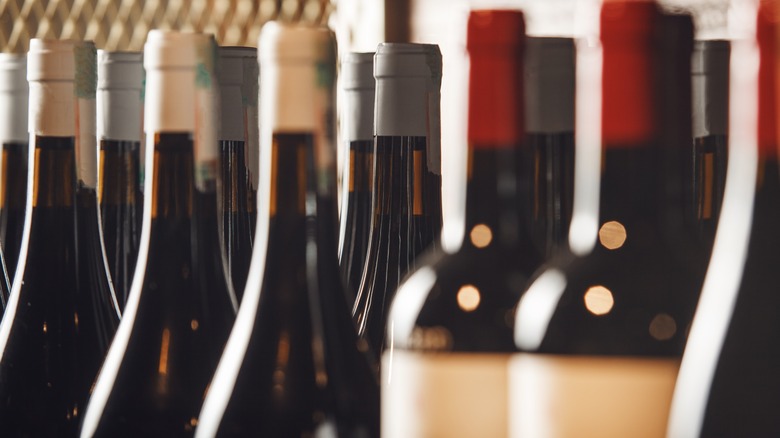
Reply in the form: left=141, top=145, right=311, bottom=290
left=466, top=9, right=525, bottom=50
left=258, top=22, right=335, bottom=64
left=374, top=43, right=441, bottom=80
left=27, top=39, right=76, bottom=82
left=342, top=52, right=375, bottom=91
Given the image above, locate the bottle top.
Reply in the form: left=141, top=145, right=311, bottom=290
left=525, top=37, right=575, bottom=134
left=692, top=40, right=729, bottom=138
left=342, top=52, right=374, bottom=91
left=0, top=54, right=27, bottom=92
left=74, top=41, right=97, bottom=99
left=27, top=39, right=75, bottom=82
left=219, top=46, right=256, bottom=86
left=259, top=22, right=335, bottom=63
left=757, top=0, right=778, bottom=154
left=374, top=43, right=442, bottom=81
left=467, top=9, right=526, bottom=145
left=600, top=0, right=658, bottom=145
left=98, top=51, right=143, bottom=91
left=144, top=30, right=197, bottom=70
left=467, top=9, right=525, bottom=49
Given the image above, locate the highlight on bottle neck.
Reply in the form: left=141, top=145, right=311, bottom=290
left=374, top=42, right=442, bottom=174
left=692, top=40, right=730, bottom=139
left=0, top=54, right=27, bottom=144
left=97, top=50, right=143, bottom=143
left=525, top=37, right=575, bottom=135
left=219, top=46, right=255, bottom=143
left=600, top=0, right=658, bottom=146
left=258, top=22, right=337, bottom=195
left=342, top=52, right=375, bottom=142
left=466, top=9, right=525, bottom=147
left=757, top=2, right=778, bottom=156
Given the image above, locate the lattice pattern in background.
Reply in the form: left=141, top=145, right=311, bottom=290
left=0, top=0, right=334, bottom=53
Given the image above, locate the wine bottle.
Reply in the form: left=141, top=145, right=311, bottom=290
left=195, top=22, right=379, bottom=437
left=80, top=31, right=237, bottom=437
left=383, top=10, right=539, bottom=438
left=352, top=42, right=444, bottom=356
left=337, top=51, right=374, bottom=301
left=0, top=38, right=117, bottom=436
left=510, top=5, right=703, bottom=437
left=97, top=50, right=144, bottom=311
left=689, top=40, right=729, bottom=251
left=667, top=3, right=780, bottom=436
left=0, top=53, right=28, bottom=281
left=218, top=46, right=256, bottom=297
left=525, top=37, right=576, bottom=257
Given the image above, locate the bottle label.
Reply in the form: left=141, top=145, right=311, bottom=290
left=508, top=353, right=679, bottom=438
left=381, top=350, right=509, bottom=438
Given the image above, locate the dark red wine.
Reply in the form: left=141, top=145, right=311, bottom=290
left=383, top=12, right=540, bottom=436
left=0, top=53, right=29, bottom=282
left=97, top=51, right=144, bottom=310
left=352, top=43, right=443, bottom=356
left=80, top=31, right=236, bottom=437
left=668, top=4, right=780, bottom=436
left=510, top=6, right=703, bottom=437
left=338, top=52, right=374, bottom=301
left=0, top=40, right=118, bottom=436
left=195, top=24, right=378, bottom=437
left=218, top=47, right=256, bottom=297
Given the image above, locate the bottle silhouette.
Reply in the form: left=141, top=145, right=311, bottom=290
left=510, top=5, right=704, bottom=437
left=97, top=50, right=144, bottom=311
left=195, top=22, right=379, bottom=437
left=80, top=31, right=236, bottom=437
left=0, top=38, right=119, bottom=437
left=352, top=43, right=444, bottom=356
left=668, top=2, right=780, bottom=436
left=0, top=53, right=28, bottom=281
left=383, top=10, right=542, bottom=438
left=338, top=52, right=375, bottom=303
left=218, top=47, right=256, bottom=297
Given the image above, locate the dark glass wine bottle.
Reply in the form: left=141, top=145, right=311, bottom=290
left=510, top=5, right=703, bottom=437
left=195, top=22, right=379, bottom=438
left=383, top=11, right=540, bottom=437
left=352, top=42, right=444, bottom=356
left=0, top=38, right=118, bottom=437
left=80, top=31, right=237, bottom=437
left=97, top=50, right=144, bottom=311
left=338, top=51, right=374, bottom=301
left=525, top=37, right=575, bottom=257
left=689, top=40, right=729, bottom=252
left=668, top=3, right=780, bottom=436
left=218, top=47, right=256, bottom=297
left=0, top=54, right=28, bottom=281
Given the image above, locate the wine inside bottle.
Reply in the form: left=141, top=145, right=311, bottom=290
left=352, top=43, right=444, bottom=356
left=0, top=39, right=115, bottom=436
left=97, top=51, right=144, bottom=311
left=338, top=52, right=375, bottom=302
left=195, top=23, right=379, bottom=437
left=80, top=31, right=236, bottom=437
left=0, top=53, right=28, bottom=282
left=218, top=47, right=256, bottom=297
left=510, top=6, right=703, bottom=437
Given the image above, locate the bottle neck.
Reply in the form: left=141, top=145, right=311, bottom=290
left=150, top=133, right=194, bottom=220
left=464, top=146, right=525, bottom=248
left=99, top=139, right=141, bottom=206
left=32, top=136, right=76, bottom=209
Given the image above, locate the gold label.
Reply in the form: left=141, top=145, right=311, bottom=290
left=508, top=354, right=679, bottom=438
left=382, top=350, right=509, bottom=438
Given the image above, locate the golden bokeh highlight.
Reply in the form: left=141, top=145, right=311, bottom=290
left=598, top=220, right=627, bottom=250
left=584, top=285, right=615, bottom=316
left=457, top=284, right=482, bottom=312
left=470, top=224, right=493, bottom=249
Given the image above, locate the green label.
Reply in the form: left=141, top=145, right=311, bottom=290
left=74, top=44, right=97, bottom=98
